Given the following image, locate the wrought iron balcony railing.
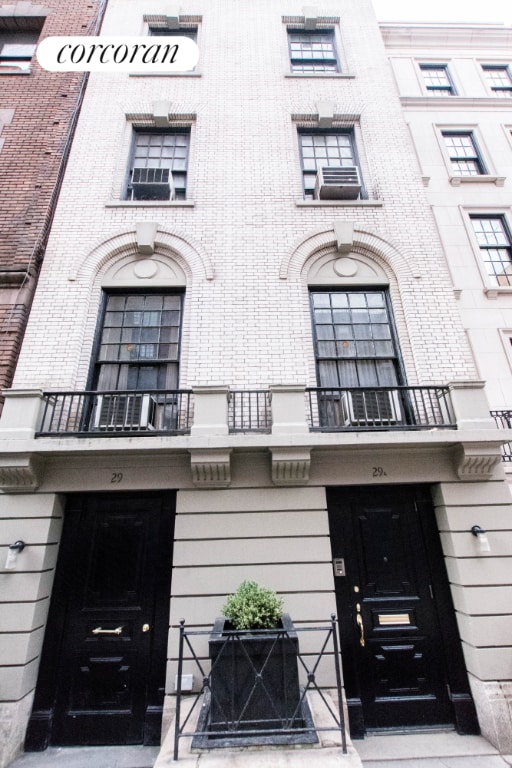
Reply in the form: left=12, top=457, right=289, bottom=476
left=491, top=410, right=512, bottom=461
left=228, top=389, right=272, bottom=433
left=306, top=386, right=456, bottom=431
left=36, top=390, right=193, bottom=436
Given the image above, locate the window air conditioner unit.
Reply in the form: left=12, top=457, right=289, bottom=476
left=341, top=390, right=401, bottom=426
left=314, top=166, right=361, bottom=200
left=131, top=167, right=174, bottom=201
left=92, top=393, right=156, bottom=431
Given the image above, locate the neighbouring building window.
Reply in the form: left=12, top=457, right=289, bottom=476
left=310, top=289, right=403, bottom=425
left=442, top=132, right=486, bottom=176
left=482, top=65, right=512, bottom=96
left=419, top=64, right=456, bottom=95
left=470, top=216, right=512, bottom=287
left=0, top=31, right=39, bottom=73
left=299, top=130, right=363, bottom=200
left=288, top=29, right=339, bottom=73
left=126, top=129, right=189, bottom=201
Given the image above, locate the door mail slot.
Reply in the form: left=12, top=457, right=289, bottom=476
left=378, top=613, right=411, bottom=626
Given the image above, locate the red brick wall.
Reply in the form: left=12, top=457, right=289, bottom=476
left=0, top=0, right=104, bottom=400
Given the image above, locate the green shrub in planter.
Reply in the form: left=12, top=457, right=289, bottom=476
left=222, top=580, right=283, bottom=630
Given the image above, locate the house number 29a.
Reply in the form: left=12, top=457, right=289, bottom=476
left=372, top=467, right=387, bottom=477
left=111, top=472, right=124, bottom=483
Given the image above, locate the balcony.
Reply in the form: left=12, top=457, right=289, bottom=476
left=307, top=386, right=456, bottom=431
left=0, top=382, right=508, bottom=491
left=33, top=386, right=457, bottom=437
left=228, top=390, right=272, bottom=433
left=491, top=410, right=512, bottom=461
left=36, top=390, right=193, bottom=436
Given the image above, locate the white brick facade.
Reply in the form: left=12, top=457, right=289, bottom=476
left=1, top=3, right=512, bottom=765
left=13, top=0, right=477, bottom=391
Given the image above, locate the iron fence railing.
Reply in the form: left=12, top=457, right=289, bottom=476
left=36, top=389, right=193, bottom=436
left=306, top=386, right=456, bottom=431
left=173, top=616, right=346, bottom=760
left=228, top=389, right=272, bottom=432
left=491, top=410, right=512, bottom=461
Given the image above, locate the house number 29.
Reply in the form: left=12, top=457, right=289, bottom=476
left=372, top=467, right=387, bottom=477
left=111, top=472, right=124, bottom=483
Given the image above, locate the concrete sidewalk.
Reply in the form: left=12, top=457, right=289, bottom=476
left=6, top=745, right=159, bottom=768
left=6, top=732, right=512, bottom=767
left=356, top=731, right=512, bottom=767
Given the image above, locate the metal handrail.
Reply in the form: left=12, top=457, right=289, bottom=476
left=491, top=410, right=512, bottom=461
left=36, top=389, right=193, bottom=436
left=306, top=385, right=456, bottom=431
left=173, top=616, right=347, bottom=760
left=228, top=389, right=272, bottom=432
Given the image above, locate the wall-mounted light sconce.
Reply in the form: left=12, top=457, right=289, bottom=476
left=4, top=540, right=26, bottom=570
left=471, top=525, right=491, bottom=553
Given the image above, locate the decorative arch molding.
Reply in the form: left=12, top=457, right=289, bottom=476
left=101, top=253, right=187, bottom=288
left=280, top=227, right=422, bottom=283
left=307, top=249, right=389, bottom=286
left=68, top=227, right=214, bottom=284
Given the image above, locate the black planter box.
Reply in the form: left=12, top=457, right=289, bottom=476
left=208, top=613, right=301, bottom=733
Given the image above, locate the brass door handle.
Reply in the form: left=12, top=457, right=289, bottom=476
left=92, top=626, right=124, bottom=636
left=356, top=614, right=365, bottom=647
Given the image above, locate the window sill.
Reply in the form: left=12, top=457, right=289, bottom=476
left=401, top=96, right=512, bottom=109
left=485, top=286, right=512, bottom=299
left=296, top=199, right=383, bottom=207
left=129, top=70, right=201, bottom=78
left=0, top=68, right=31, bottom=75
left=106, top=200, right=195, bottom=208
left=449, top=175, right=505, bottom=187
left=285, top=72, right=355, bottom=79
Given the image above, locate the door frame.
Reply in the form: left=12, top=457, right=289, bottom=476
left=25, top=490, right=175, bottom=751
left=327, top=484, right=478, bottom=738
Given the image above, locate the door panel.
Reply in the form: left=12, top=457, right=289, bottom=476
left=327, top=485, right=474, bottom=735
left=27, top=492, right=175, bottom=749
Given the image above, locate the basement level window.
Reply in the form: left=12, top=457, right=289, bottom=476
left=0, top=31, right=39, bottom=73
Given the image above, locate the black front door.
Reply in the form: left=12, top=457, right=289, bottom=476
left=27, top=492, right=175, bottom=749
left=328, top=485, right=477, bottom=737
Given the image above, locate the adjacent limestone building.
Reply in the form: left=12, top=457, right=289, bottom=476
left=0, top=1, right=511, bottom=765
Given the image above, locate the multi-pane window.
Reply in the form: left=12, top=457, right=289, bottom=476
left=482, top=65, right=512, bottom=96
left=288, top=30, right=339, bottom=73
left=310, top=290, right=403, bottom=426
left=95, top=293, right=183, bottom=391
left=420, top=64, right=456, bottom=95
left=470, top=217, right=512, bottom=287
left=310, top=290, right=400, bottom=387
left=442, top=132, right=485, bottom=176
left=149, top=26, right=197, bottom=43
left=126, top=130, right=189, bottom=201
left=0, top=31, right=39, bottom=73
left=299, top=131, right=362, bottom=199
